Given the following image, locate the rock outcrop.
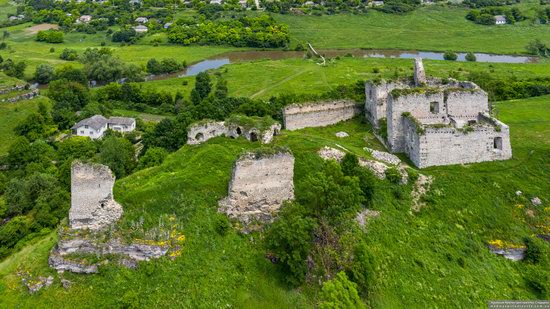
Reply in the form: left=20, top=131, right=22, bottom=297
left=219, top=150, right=295, bottom=230
left=69, top=162, right=123, bottom=230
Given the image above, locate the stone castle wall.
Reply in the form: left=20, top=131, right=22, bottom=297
left=365, top=81, right=409, bottom=127
left=445, top=90, right=488, bottom=117
left=187, top=121, right=281, bottom=145
left=283, top=100, right=361, bottom=130
left=69, top=162, right=123, bottom=230
left=187, top=121, right=226, bottom=145
left=403, top=117, right=512, bottom=168
left=218, top=151, right=294, bottom=229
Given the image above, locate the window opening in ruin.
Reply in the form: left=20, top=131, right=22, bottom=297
left=494, top=137, right=503, bottom=150
left=468, top=120, right=477, bottom=126
left=273, top=128, right=280, bottom=136
left=430, top=101, right=439, bottom=114
left=236, top=127, right=242, bottom=135
left=250, top=132, right=258, bottom=142
left=195, top=132, right=204, bottom=141
left=100, top=203, right=105, bottom=208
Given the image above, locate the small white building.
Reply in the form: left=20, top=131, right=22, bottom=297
left=133, top=25, right=148, bottom=33
left=164, top=22, right=173, bottom=29
left=78, top=15, right=92, bottom=23
left=239, top=0, right=247, bottom=7
left=210, top=0, right=223, bottom=4
left=72, top=115, right=136, bottom=139
left=371, top=0, right=384, bottom=6
left=495, top=15, right=507, bottom=25
left=135, top=17, right=149, bottom=24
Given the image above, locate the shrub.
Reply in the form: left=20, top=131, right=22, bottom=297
left=60, top=48, right=78, bottom=61
left=319, top=272, right=366, bottom=309
left=443, top=51, right=458, bottom=61
left=465, top=52, right=477, bottom=62
left=36, top=30, right=64, bottom=43
left=385, top=167, right=401, bottom=184
left=34, top=63, right=55, bottom=84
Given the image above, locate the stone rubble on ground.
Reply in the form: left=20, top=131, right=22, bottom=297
left=411, top=174, right=434, bottom=212
left=364, top=147, right=401, bottom=165
left=21, top=275, right=54, bottom=294
left=488, top=246, right=525, bottom=261
left=515, top=191, right=522, bottom=196
left=335, top=131, right=349, bottom=138
left=318, top=146, right=346, bottom=162
left=356, top=209, right=381, bottom=227
left=531, top=197, right=542, bottom=206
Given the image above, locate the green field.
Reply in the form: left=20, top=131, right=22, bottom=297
left=0, top=94, right=548, bottom=307
left=275, top=5, right=550, bottom=54
left=138, top=56, right=550, bottom=99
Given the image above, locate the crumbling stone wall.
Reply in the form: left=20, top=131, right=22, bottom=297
left=219, top=151, right=295, bottom=229
left=187, top=121, right=281, bottom=145
left=414, top=57, right=426, bottom=86
left=403, top=116, right=512, bottom=168
left=283, top=100, right=361, bottom=130
left=0, top=89, right=40, bottom=103
left=187, top=121, right=226, bottom=145
left=69, top=162, right=123, bottom=230
left=365, top=80, right=409, bottom=127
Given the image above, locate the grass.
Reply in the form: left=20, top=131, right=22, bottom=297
left=0, top=96, right=51, bottom=155
left=0, top=94, right=548, bottom=307
left=275, top=4, right=550, bottom=54
left=111, top=109, right=173, bottom=123
left=138, top=56, right=550, bottom=99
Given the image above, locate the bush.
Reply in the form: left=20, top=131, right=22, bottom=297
left=34, top=63, right=55, bottom=84
left=443, top=51, right=458, bottom=61
left=319, top=272, right=366, bottom=309
left=60, top=48, right=78, bottom=61
left=385, top=167, right=402, bottom=184
left=36, top=30, right=64, bottom=43
left=465, top=52, right=477, bottom=62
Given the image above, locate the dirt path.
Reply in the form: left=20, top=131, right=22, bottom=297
left=25, top=23, right=59, bottom=34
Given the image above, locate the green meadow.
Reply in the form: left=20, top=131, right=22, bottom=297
left=0, top=94, right=548, bottom=307
left=138, top=56, right=550, bottom=99
left=275, top=4, right=550, bottom=54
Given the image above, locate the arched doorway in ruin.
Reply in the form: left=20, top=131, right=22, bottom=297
left=249, top=132, right=258, bottom=142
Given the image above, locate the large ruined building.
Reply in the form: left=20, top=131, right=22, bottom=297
left=365, top=58, right=512, bottom=168
left=219, top=149, right=295, bottom=230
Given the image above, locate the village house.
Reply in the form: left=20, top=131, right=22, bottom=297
left=133, top=25, right=148, bottom=33
left=135, top=17, right=149, bottom=24
left=210, top=0, right=223, bottom=5
left=164, top=22, right=173, bottom=29
left=495, top=15, right=507, bottom=25
left=371, top=0, right=384, bottom=6
left=71, top=115, right=136, bottom=139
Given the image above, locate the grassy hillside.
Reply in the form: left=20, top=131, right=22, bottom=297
left=0, top=94, right=548, bottom=307
left=275, top=5, right=550, bottom=54
left=0, top=96, right=51, bottom=155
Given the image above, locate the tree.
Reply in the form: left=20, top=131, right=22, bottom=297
left=526, top=39, right=550, bottom=57
left=34, top=63, right=55, bottom=84
left=318, top=272, right=366, bottom=309
left=99, top=136, right=135, bottom=178
left=137, top=147, right=168, bottom=169
left=443, top=51, right=458, bottom=61
left=14, top=113, right=49, bottom=141
left=59, top=48, right=78, bottom=61
left=191, top=72, right=212, bottom=104
left=265, top=202, right=318, bottom=286
left=465, top=52, right=477, bottom=62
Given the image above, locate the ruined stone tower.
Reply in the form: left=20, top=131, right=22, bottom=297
left=414, top=57, right=426, bottom=86
left=69, top=161, right=123, bottom=230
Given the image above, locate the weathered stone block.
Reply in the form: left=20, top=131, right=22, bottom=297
left=69, top=162, right=123, bottom=230
left=219, top=150, right=295, bottom=229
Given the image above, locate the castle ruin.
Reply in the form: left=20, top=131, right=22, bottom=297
left=365, top=58, right=512, bottom=168
left=218, top=150, right=295, bottom=230
left=69, top=162, right=123, bottom=230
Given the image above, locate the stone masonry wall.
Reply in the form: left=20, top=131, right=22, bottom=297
left=283, top=100, right=361, bottom=130
left=445, top=90, right=489, bottom=118
left=404, top=117, right=512, bottom=168
left=69, top=162, right=123, bottom=230
left=218, top=151, right=294, bottom=228
left=364, top=81, right=409, bottom=127
left=187, top=121, right=226, bottom=145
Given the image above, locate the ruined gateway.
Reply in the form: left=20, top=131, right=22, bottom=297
left=365, top=58, right=512, bottom=168
left=219, top=150, right=295, bottom=230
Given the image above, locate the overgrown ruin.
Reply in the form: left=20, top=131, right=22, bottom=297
left=365, top=58, right=512, bottom=168
left=187, top=115, right=281, bottom=145
left=49, top=162, right=176, bottom=274
left=218, top=149, right=295, bottom=230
